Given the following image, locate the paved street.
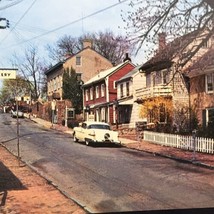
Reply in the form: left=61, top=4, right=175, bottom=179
left=1, top=113, right=214, bottom=213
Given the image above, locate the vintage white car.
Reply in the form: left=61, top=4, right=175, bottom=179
left=73, top=121, right=121, bottom=146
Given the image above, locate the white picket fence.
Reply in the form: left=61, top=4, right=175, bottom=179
left=144, top=131, right=214, bottom=154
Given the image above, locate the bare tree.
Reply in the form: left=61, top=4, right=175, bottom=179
left=123, top=0, right=214, bottom=68
left=11, top=46, right=46, bottom=101
left=84, top=30, right=134, bottom=65
left=47, top=30, right=134, bottom=65
left=46, top=35, right=80, bottom=62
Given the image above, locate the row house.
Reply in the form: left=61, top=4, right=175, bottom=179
left=115, top=65, right=146, bottom=128
left=82, top=60, right=135, bottom=124
left=135, top=31, right=213, bottom=132
left=45, top=40, right=113, bottom=101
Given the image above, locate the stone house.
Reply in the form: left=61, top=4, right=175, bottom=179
left=45, top=40, right=113, bottom=101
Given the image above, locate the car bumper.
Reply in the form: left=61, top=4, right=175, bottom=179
left=85, top=138, right=121, bottom=144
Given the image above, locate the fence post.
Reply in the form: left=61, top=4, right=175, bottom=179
left=192, top=129, right=197, bottom=160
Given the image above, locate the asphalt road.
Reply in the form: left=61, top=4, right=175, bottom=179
left=1, top=113, right=214, bottom=213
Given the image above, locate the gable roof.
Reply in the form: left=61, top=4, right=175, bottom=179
left=140, top=30, right=200, bottom=72
left=45, top=61, right=64, bottom=75
left=186, top=47, right=214, bottom=78
left=116, top=65, right=141, bottom=84
left=82, top=61, right=135, bottom=87
left=64, top=46, right=112, bottom=65
left=45, top=46, right=112, bottom=76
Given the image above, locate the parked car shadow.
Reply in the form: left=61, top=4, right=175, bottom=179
left=88, top=142, right=122, bottom=148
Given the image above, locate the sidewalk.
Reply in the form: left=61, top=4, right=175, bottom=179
left=32, top=117, right=214, bottom=169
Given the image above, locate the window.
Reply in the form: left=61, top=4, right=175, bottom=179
left=85, top=89, right=89, bottom=101
left=206, top=73, right=214, bottom=93
left=146, top=73, right=151, bottom=87
left=101, top=84, right=105, bottom=97
left=76, top=56, right=81, bottom=66
left=76, top=73, right=82, bottom=81
left=202, top=40, right=209, bottom=49
left=203, top=108, right=214, bottom=127
left=126, top=82, right=130, bottom=96
left=67, top=108, right=75, bottom=119
left=162, top=70, right=168, bottom=84
left=90, top=87, right=93, bottom=100
left=96, top=86, right=99, bottom=98
left=120, top=84, right=124, bottom=98
left=208, top=109, right=214, bottom=126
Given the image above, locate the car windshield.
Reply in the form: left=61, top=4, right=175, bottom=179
left=88, top=124, right=110, bottom=130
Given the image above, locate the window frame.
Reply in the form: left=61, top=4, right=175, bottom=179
left=205, top=73, right=214, bottom=93
left=90, top=87, right=93, bottom=100
left=85, top=89, right=89, bottom=101
left=126, top=82, right=130, bottom=96
left=101, top=84, right=105, bottom=97
left=120, top=83, right=124, bottom=98
left=95, top=85, right=99, bottom=99
left=76, top=56, right=81, bottom=66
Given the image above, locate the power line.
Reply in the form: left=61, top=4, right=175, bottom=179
left=0, top=0, right=38, bottom=46
left=1, top=0, right=129, bottom=49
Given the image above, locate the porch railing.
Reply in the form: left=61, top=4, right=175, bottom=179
left=136, top=85, right=172, bottom=99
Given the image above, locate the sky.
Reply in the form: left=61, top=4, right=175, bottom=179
left=0, top=0, right=146, bottom=87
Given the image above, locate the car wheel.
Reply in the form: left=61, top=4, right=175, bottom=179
left=73, top=133, right=79, bottom=142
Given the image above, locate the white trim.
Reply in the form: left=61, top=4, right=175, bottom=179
left=106, top=77, right=109, bottom=102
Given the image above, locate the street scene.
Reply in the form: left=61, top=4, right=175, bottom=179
left=1, top=113, right=214, bottom=213
left=1, top=0, right=214, bottom=214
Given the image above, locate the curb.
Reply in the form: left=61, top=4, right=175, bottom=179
left=124, top=144, right=214, bottom=170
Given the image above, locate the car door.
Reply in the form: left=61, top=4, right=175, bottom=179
left=78, top=122, right=87, bottom=141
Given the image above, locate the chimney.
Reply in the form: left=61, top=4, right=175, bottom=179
left=123, top=53, right=131, bottom=62
left=158, top=32, right=166, bottom=50
left=83, top=39, right=92, bottom=49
